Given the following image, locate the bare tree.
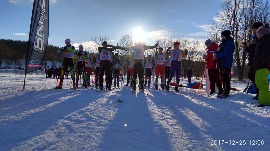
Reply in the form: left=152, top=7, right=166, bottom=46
left=212, top=0, right=270, bottom=81
left=91, top=35, right=110, bottom=46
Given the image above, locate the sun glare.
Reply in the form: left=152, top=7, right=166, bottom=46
left=132, top=26, right=145, bottom=43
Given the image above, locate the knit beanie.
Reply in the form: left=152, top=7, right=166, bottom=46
left=205, top=39, right=212, bottom=46
left=252, top=22, right=263, bottom=29
left=221, top=30, right=231, bottom=38
left=256, top=26, right=270, bottom=35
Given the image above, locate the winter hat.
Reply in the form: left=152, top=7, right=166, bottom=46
left=221, top=30, right=231, bottom=38
left=174, top=41, right=180, bottom=46
left=252, top=22, right=263, bottom=29
left=102, top=41, right=107, bottom=45
left=65, top=38, right=71, bottom=43
left=205, top=39, right=212, bottom=46
left=256, top=26, right=270, bottom=35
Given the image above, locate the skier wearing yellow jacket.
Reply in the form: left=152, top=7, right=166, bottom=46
left=55, top=38, right=76, bottom=89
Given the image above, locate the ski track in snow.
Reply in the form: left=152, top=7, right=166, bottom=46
left=0, top=72, right=270, bottom=151
left=8, top=90, right=121, bottom=151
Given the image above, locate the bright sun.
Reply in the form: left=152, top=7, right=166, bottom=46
left=132, top=26, right=145, bottom=43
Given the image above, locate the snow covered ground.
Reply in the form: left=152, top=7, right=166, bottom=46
left=0, top=70, right=269, bottom=151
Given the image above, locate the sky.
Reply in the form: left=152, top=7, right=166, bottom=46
left=0, top=0, right=222, bottom=51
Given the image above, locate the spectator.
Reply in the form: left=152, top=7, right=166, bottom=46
left=243, top=22, right=263, bottom=100
left=214, top=30, right=235, bottom=98
left=187, top=67, right=193, bottom=84
left=204, top=39, right=223, bottom=96
left=253, top=26, right=270, bottom=107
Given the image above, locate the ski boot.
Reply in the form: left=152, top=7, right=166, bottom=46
left=161, top=84, right=165, bottom=90
left=165, top=85, right=170, bottom=92
left=54, top=80, right=63, bottom=89
left=175, top=85, right=179, bottom=93
left=155, top=84, right=158, bottom=90
left=217, top=93, right=229, bottom=99
left=207, top=91, right=215, bottom=97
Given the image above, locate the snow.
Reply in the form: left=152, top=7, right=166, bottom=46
left=0, top=70, right=270, bottom=151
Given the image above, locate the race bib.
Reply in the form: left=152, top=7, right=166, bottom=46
left=100, top=49, right=111, bottom=60
left=84, top=59, right=91, bottom=67
left=164, top=59, right=171, bottom=66
left=64, top=52, right=74, bottom=58
left=133, top=47, right=144, bottom=60
left=157, top=54, right=165, bottom=65
left=114, top=63, right=120, bottom=69
left=95, top=59, right=101, bottom=68
left=77, top=55, right=83, bottom=62
left=171, top=50, right=182, bottom=61
left=145, top=60, right=153, bottom=68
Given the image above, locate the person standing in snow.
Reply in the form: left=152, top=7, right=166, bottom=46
left=253, top=27, right=270, bottom=107
left=243, top=22, right=263, bottom=100
left=204, top=39, right=223, bottom=96
left=186, top=67, right=193, bottom=84
left=154, top=47, right=166, bottom=89
left=113, top=53, right=121, bottom=88
left=164, top=51, right=171, bottom=85
left=75, top=44, right=85, bottom=88
left=144, top=55, right=155, bottom=88
left=125, top=56, right=133, bottom=87
left=55, top=38, right=76, bottom=89
left=93, top=54, right=101, bottom=89
left=165, top=41, right=185, bottom=92
left=98, top=41, right=114, bottom=91
left=131, top=42, right=158, bottom=92
left=83, top=52, right=91, bottom=88
left=213, top=30, right=235, bottom=98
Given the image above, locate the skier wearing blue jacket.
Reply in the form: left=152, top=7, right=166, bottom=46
left=214, top=30, right=235, bottom=98
left=165, top=41, right=185, bottom=92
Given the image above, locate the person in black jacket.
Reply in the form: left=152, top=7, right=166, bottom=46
left=253, top=27, right=270, bottom=107
left=98, top=41, right=113, bottom=90
left=243, top=22, right=263, bottom=100
left=187, top=67, right=193, bottom=84
left=214, top=30, right=235, bottom=98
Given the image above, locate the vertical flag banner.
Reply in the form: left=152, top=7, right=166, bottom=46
left=25, top=0, right=49, bottom=73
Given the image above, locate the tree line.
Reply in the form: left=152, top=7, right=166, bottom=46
left=0, top=39, right=63, bottom=67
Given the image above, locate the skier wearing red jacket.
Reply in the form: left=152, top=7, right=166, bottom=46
left=204, top=39, right=223, bottom=96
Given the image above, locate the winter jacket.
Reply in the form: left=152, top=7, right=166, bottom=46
left=187, top=69, right=193, bottom=77
left=216, top=38, right=235, bottom=68
left=205, top=42, right=218, bottom=69
left=253, top=34, right=270, bottom=71
left=245, top=41, right=258, bottom=67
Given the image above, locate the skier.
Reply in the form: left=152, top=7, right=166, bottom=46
left=93, top=53, right=101, bottom=89
left=113, top=53, right=121, bottom=88
left=83, top=52, right=91, bottom=88
left=164, top=51, right=171, bottom=85
left=55, top=38, right=76, bottom=89
left=98, top=41, right=113, bottom=91
left=125, top=56, right=133, bottom=87
left=75, top=44, right=85, bottom=88
left=154, top=47, right=166, bottom=89
left=144, top=55, right=155, bottom=88
left=165, top=42, right=185, bottom=92
left=106, top=51, right=114, bottom=90
left=131, top=42, right=158, bottom=92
